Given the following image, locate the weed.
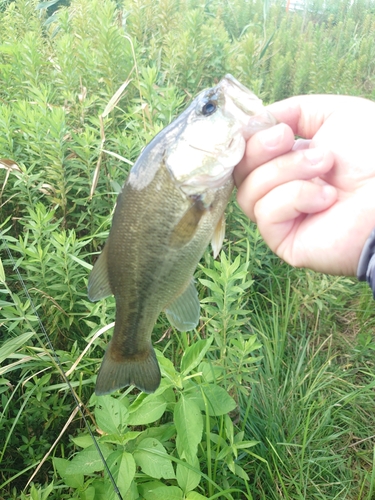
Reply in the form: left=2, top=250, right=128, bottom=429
left=2, top=0, right=375, bottom=498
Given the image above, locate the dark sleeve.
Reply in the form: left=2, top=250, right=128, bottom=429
left=357, top=228, right=375, bottom=298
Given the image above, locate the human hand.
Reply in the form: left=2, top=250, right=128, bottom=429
left=234, top=95, right=375, bottom=276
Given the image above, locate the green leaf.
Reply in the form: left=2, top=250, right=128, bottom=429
left=180, top=337, right=213, bottom=376
left=138, top=480, right=165, bottom=497
left=216, top=444, right=232, bottom=461
left=234, top=463, right=249, bottom=481
left=224, top=414, right=234, bottom=444
left=186, top=492, right=208, bottom=500
left=174, top=395, right=202, bottom=461
left=71, top=434, right=95, bottom=449
left=186, top=384, right=236, bottom=416
left=95, top=395, right=129, bottom=435
left=78, top=485, right=95, bottom=500
left=37, top=0, right=61, bottom=9
left=53, top=457, right=84, bottom=489
left=106, top=450, right=136, bottom=497
left=198, top=278, right=222, bottom=294
left=176, top=455, right=201, bottom=493
left=198, top=361, right=224, bottom=383
left=98, top=430, right=141, bottom=447
left=134, top=438, right=175, bottom=479
left=28, top=482, right=55, bottom=500
left=0, top=332, right=35, bottom=365
left=156, top=350, right=183, bottom=388
left=235, top=440, right=259, bottom=449
left=140, top=485, right=183, bottom=500
left=128, top=394, right=167, bottom=425
left=69, top=253, right=93, bottom=270
left=65, top=445, right=111, bottom=475
left=0, top=256, right=5, bottom=283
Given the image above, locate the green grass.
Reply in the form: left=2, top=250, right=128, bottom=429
left=1, top=0, right=375, bottom=498
left=239, top=271, right=375, bottom=499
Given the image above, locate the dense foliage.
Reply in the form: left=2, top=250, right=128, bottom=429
left=1, top=0, right=375, bottom=499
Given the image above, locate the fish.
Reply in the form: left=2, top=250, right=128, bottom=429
left=88, top=74, right=276, bottom=395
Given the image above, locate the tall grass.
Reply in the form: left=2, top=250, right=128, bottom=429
left=1, top=0, right=375, bottom=498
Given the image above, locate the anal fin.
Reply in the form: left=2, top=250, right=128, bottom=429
left=164, top=279, right=200, bottom=331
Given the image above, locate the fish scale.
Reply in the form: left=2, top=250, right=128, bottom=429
left=88, top=74, right=277, bottom=395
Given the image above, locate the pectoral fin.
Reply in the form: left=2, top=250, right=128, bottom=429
left=211, top=214, right=225, bottom=258
left=88, top=244, right=113, bottom=301
left=164, top=279, right=200, bottom=331
left=169, top=197, right=206, bottom=249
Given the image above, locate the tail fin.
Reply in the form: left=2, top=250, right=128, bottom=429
left=95, top=342, right=161, bottom=395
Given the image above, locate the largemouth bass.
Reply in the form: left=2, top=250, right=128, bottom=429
left=88, top=74, right=276, bottom=395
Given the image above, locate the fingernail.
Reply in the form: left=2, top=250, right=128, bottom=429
left=321, top=184, right=336, bottom=200
left=292, top=139, right=311, bottom=151
left=304, top=148, right=325, bottom=165
left=260, top=124, right=284, bottom=148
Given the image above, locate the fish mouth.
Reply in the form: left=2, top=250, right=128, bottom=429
left=222, top=74, right=257, bottom=96
left=179, top=168, right=234, bottom=194
left=220, top=74, right=263, bottom=114
left=188, top=135, right=235, bottom=156
left=176, top=132, right=245, bottom=195
left=220, top=74, right=277, bottom=137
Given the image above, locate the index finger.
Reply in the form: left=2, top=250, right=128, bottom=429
left=266, top=94, right=369, bottom=139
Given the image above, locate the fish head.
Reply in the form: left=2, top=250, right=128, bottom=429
left=166, top=74, right=277, bottom=196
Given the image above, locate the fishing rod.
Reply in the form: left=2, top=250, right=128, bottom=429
left=1, top=235, right=123, bottom=500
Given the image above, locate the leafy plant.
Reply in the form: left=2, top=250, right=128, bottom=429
left=2, top=0, right=375, bottom=499
left=51, top=341, right=252, bottom=499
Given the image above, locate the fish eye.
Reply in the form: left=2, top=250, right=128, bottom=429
left=201, top=100, right=217, bottom=116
